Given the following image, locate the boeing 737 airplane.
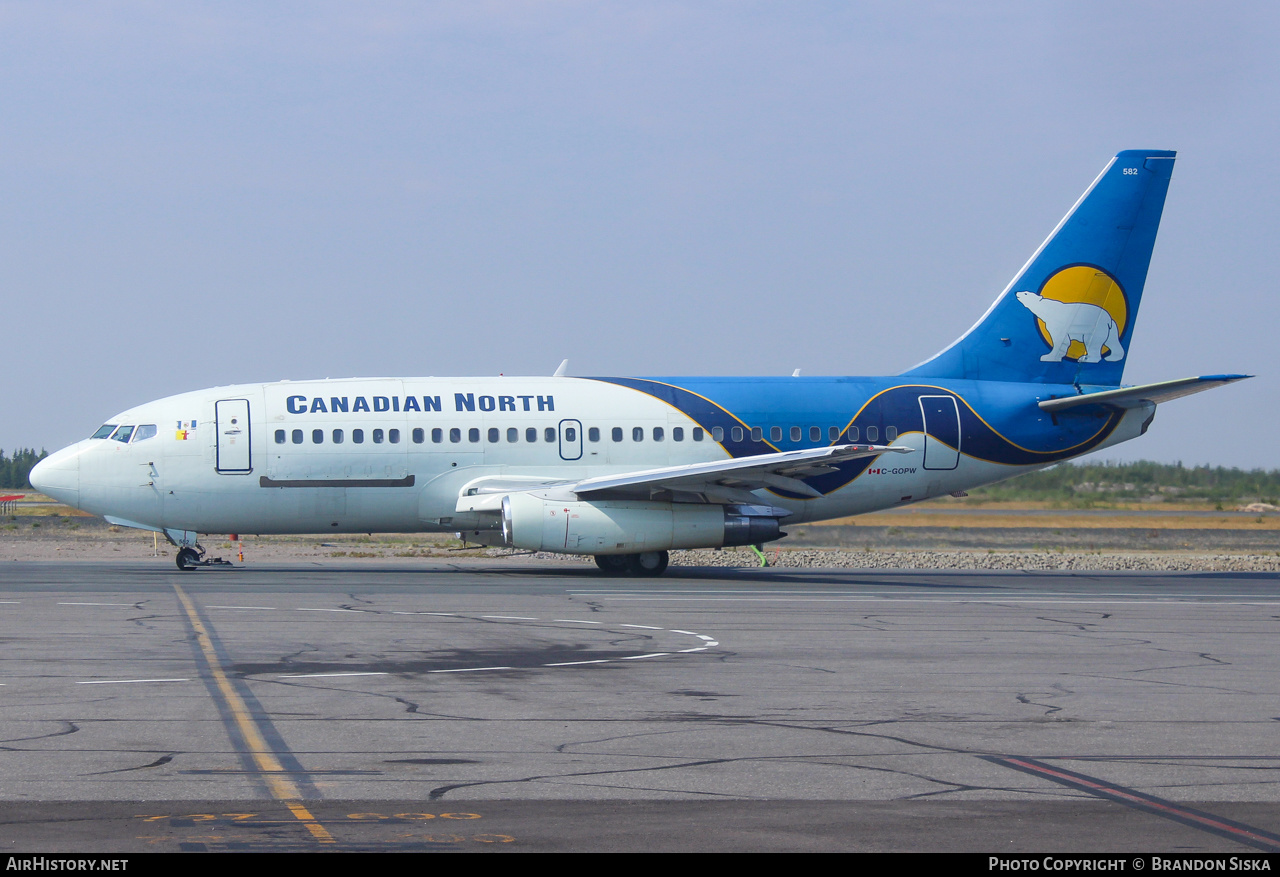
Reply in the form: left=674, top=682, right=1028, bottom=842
left=30, top=149, right=1248, bottom=575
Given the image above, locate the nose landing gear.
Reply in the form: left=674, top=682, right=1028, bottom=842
left=176, top=547, right=201, bottom=570
left=165, top=529, right=233, bottom=570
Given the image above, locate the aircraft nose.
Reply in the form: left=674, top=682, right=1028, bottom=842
left=29, top=444, right=81, bottom=508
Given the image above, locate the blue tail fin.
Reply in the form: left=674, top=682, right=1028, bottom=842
left=903, top=149, right=1176, bottom=386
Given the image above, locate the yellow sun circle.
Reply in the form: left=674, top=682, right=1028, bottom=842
left=1034, top=265, right=1128, bottom=361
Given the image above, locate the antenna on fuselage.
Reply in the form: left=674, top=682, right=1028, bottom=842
left=553, top=359, right=569, bottom=377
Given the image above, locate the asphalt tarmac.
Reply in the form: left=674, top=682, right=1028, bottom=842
left=1, top=559, right=1279, bottom=853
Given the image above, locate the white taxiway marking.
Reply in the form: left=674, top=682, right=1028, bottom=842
left=429, top=666, right=513, bottom=673
left=47, top=602, right=719, bottom=684
left=77, top=678, right=190, bottom=685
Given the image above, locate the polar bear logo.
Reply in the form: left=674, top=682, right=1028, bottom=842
left=1016, top=290, right=1125, bottom=363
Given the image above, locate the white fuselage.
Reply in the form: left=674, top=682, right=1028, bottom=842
left=33, top=375, right=1152, bottom=545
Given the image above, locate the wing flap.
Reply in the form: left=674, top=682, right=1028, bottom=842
left=572, top=443, right=911, bottom=499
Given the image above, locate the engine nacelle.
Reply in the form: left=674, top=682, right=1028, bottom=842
left=501, top=494, right=782, bottom=555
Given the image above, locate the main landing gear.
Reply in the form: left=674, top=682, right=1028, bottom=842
left=594, top=550, right=669, bottom=577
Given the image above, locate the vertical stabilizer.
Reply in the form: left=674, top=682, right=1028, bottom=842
left=903, top=150, right=1176, bottom=386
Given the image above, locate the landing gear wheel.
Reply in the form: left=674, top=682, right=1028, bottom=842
left=628, top=550, right=669, bottom=577
left=594, top=555, right=632, bottom=576
left=176, top=547, right=200, bottom=571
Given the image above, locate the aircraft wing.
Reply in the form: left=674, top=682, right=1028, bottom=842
left=571, top=443, right=912, bottom=502
left=454, top=443, right=912, bottom=512
left=1038, top=375, right=1252, bottom=413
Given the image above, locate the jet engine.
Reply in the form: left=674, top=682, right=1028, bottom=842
left=501, top=493, right=783, bottom=555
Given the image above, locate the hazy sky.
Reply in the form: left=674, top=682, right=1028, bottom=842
left=3, top=2, right=1277, bottom=469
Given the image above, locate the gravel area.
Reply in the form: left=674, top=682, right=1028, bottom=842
left=663, top=547, right=1280, bottom=572
left=2, top=515, right=1276, bottom=572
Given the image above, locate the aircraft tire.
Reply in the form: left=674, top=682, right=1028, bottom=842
left=176, top=547, right=199, bottom=571
left=628, top=550, right=669, bottom=577
left=594, top=554, right=631, bottom=576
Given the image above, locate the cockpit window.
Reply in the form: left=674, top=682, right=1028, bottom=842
left=111, top=425, right=135, bottom=443
left=133, top=424, right=158, bottom=442
left=91, top=424, right=117, bottom=439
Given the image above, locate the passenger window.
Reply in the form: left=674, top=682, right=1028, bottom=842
left=565, top=427, right=576, bottom=442
left=449, top=428, right=461, bottom=443
left=133, top=424, right=157, bottom=442
left=712, top=426, right=724, bottom=442
left=810, top=426, right=821, bottom=442
left=848, top=426, right=859, bottom=442
left=312, top=429, right=324, bottom=444
left=507, top=428, right=519, bottom=443
left=791, top=426, right=802, bottom=442
left=693, top=427, right=704, bottom=441
left=292, top=429, right=304, bottom=444
left=413, top=428, right=424, bottom=444
left=432, top=428, right=443, bottom=443
left=866, top=426, right=879, bottom=442
left=632, top=427, right=643, bottom=442
left=111, top=426, right=134, bottom=443
left=829, top=426, right=839, bottom=441
left=389, top=429, right=400, bottom=443
left=91, top=424, right=118, bottom=439
left=653, top=427, right=663, bottom=442
left=673, top=427, right=684, bottom=441
left=544, top=427, right=555, bottom=442
left=612, top=427, right=623, bottom=442
left=353, top=429, right=364, bottom=444
left=886, top=426, right=898, bottom=441
left=488, top=428, right=499, bottom=443
left=275, top=429, right=286, bottom=444
left=333, top=429, right=344, bottom=444
left=469, top=428, right=480, bottom=443
left=588, top=427, right=600, bottom=442
left=373, top=429, right=384, bottom=444
left=526, top=427, right=537, bottom=443
left=751, top=427, right=762, bottom=442
left=770, top=426, right=781, bottom=442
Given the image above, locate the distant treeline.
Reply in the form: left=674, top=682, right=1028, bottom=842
left=972, top=460, right=1280, bottom=505
left=0, top=448, right=49, bottom=490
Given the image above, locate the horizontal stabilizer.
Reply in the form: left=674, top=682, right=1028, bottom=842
left=1038, top=375, right=1251, bottom=413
